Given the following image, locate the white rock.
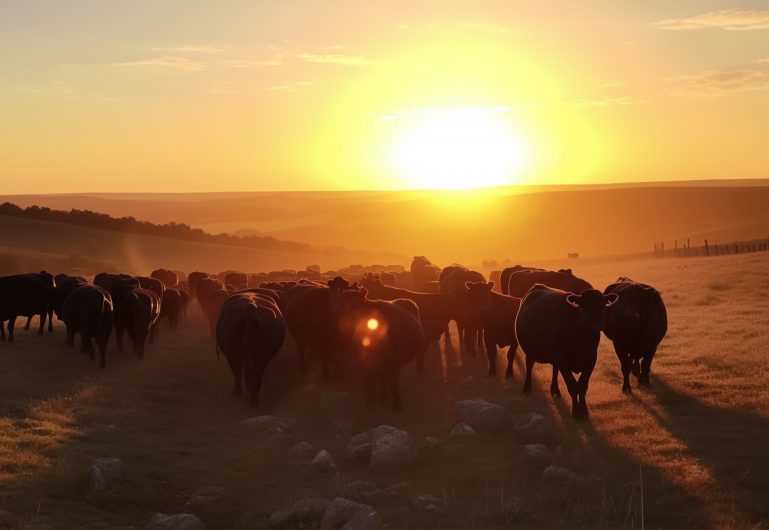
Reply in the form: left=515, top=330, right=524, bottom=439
left=289, top=440, right=316, bottom=460
left=241, top=415, right=297, bottom=433
left=448, top=422, right=476, bottom=439
left=515, top=413, right=550, bottom=441
left=320, top=497, right=372, bottom=530
left=454, top=399, right=512, bottom=433
left=368, top=425, right=417, bottom=469
left=146, top=513, right=205, bottom=530
left=341, top=508, right=384, bottom=530
left=310, top=449, right=337, bottom=472
left=87, top=457, right=123, bottom=499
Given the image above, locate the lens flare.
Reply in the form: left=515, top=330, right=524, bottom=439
left=367, top=318, right=379, bottom=330
left=361, top=336, right=372, bottom=347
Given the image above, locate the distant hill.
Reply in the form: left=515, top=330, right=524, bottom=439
left=0, top=210, right=405, bottom=276
left=3, top=180, right=769, bottom=266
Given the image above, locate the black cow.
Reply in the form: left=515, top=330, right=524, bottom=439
left=160, top=288, right=183, bottom=331
left=359, top=274, right=452, bottom=373
left=515, top=284, right=618, bottom=419
left=216, top=293, right=286, bottom=408
left=0, top=272, right=55, bottom=342
left=151, top=268, right=178, bottom=287
left=224, top=271, right=248, bottom=290
left=330, top=287, right=425, bottom=412
left=603, top=278, right=668, bottom=393
left=196, top=277, right=224, bottom=312
left=203, top=288, right=232, bottom=337
left=62, top=285, right=114, bottom=368
left=464, top=281, right=520, bottom=377
left=94, top=273, right=140, bottom=351
left=51, top=274, right=89, bottom=320
left=507, top=268, right=592, bottom=298
left=120, top=287, right=160, bottom=358
left=187, top=271, right=209, bottom=299
left=439, top=264, right=486, bottom=356
left=410, top=256, right=440, bottom=292
left=500, top=265, right=542, bottom=295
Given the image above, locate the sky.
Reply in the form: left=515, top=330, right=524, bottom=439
left=1, top=0, right=768, bottom=193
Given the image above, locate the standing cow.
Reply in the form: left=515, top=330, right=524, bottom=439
left=515, top=284, right=618, bottom=419
left=603, top=278, right=667, bottom=393
left=464, top=281, right=520, bottom=378
left=121, top=288, right=160, bottom=358
left=0, top=272, right=55, bottom=342
left=61, top=285, right=114, bottom=368
left=507, top=268, right=592, bottom=298
left=94, top=273, right=141, bottom=351
left=216, top=293, right=286, bottom=408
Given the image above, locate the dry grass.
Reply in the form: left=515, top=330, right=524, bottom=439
left=0, top=252, right=768, bottom=529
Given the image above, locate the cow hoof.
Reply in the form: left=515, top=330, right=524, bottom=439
left=488, top=367, right=496, bottom=377
left=622, top=385, right=632, bottom=394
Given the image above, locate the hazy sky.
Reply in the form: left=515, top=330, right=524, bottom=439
left=1, top=0, right=768, bottom=192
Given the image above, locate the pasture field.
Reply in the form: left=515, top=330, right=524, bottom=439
left=0, top=252, right=768, bottom=529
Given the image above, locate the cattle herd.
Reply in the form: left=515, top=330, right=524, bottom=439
left=0, top=258, right=668, bottom=420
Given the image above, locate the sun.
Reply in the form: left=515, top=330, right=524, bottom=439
left=388, top=107, right=530, bottom=189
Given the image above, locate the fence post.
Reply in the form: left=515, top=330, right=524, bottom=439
left=704, top=239, right=710, bottom=257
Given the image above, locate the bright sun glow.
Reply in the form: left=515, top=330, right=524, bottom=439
left=366, top=318, right=379, bottom=330
left=389, top=107, right=531, bottom=189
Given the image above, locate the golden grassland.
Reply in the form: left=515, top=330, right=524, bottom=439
left=0, top=252, right=767, bottom=529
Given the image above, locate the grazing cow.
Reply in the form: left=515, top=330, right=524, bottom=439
left=121, top=287, right=160, bottom=358
left=500, top=265, right=543, bottom=295
left=187, top=271, right=209, bottom=299
left=160, top=288, right=183, bottom=331
left=603, top=278, right=667, bottom=393
left=410, top=256, right=441, bottom=292
left=203, top=288, right=233, bottom=337
left=283, top=277, right=349, bottom=377
left=464, top=281, right=521, bottom=377
left=94, top=273, right=140, bottom=351
left=439, top=264, right=486, bottom=356
left=216, top=293, right=286, bottom=408
left=224, top=271, right=248, bottom=290
left=51, top=274, right=89, bottom=320
left=330, top=287, right=425, bottom=412
left=515, top=284, right=618, bottom=419
left=196, top=277, right=224, bottom=312
left=507, top=268, right=592, bottom=298
left=61, top=285, right=114, bottom=368
left=0, top=272, right=55, bottom=342
left=151, top=268, right=178, bottom=288
left=359, top=274, right=452, bottom=372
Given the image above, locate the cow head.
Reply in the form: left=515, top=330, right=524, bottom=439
left=565, top=289, right=619, bottom=332
left=464, top=281, right=495, bottom=310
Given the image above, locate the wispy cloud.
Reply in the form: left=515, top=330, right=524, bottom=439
left=297, top=53, right=372, bottom=66
left=265, top=81, right=314, bottom=93
left=655, top=9, right=769, bottom=30
left=16, top=80, right=117, bottom=101
left=151, top=45, right=226, bottom=54
left=668, top=60, right=769, bottom=95
left=223, top=58, right=282, bottom=69
left=112, top=55, right=206, bottom=72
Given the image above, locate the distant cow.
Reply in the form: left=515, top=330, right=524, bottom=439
left=410, top=256, right=441, bottom=292
left=160, top=288, right=183, bottom=331
left=61, top=285, right=114, bottom=368
left=216, top=293, right=286, bottom=408
left=603, top=278, right=667, bottom=393
left=203, top=288, right=233, bottom=337
left=224, top=271, right=248, bottom=290
left=178, top=288, right=190, bottom=317
left=515, top=284, right=618, bottom=419
left=330, top=287, right=425, bottom=412
left=94, top=273, right=141, bottom=350
left=439, top=264, right=486, bottom=356
left=465, top=281, right=520, bottom=378
left=51, top=274, right=89, bottom=320
left=500, top=265, right=542, bottom=295
left=187, top=271, right=209, bottom=299
left=507, top=268, right=592, bottom=298
left=151, top=268, right=178, bottom=287
left=196, top=277, right=224, bottom=312
left=119, top=287, right=160, bottom=358
left=0, top=271, right=55, bottom=342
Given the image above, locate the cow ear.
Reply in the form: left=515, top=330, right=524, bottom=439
left=464, top=281, right=474, bottom=290
left=487, top=281, right=495, bottom=290
left=565, top=294, right=580, bottom=308
left=604, top=293, right=619, bottom=307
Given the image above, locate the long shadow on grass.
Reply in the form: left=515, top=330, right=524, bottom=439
left=640, top=376, right=769, bottom=526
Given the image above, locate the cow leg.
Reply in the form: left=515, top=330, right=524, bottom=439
left=24, top=316, right=32, bottom=330
left=1, top=321, right=6, bottom=341
left=485, top=334, right=497, bottom=376
left=477, top=327, right=485, bottom=357
left=248, top=358, right=269, bottom=409
left=619, top=350, right=633, bottom=394
left=37, top=312, right=46, bottom=336
left=227, top=357, right=243, bottom=398
left=639, top=351, right=654, bottom=386
left=48, top=310, right=54, bottom=332
left=550, top=365, right=561, bottom=398
left=558, top=368, right=584, bottom=419
left=505, top=344, right=517, bottom=379
left=65, top=326, right=75, bottom=347
left=576, top=367, right=594, bottom=419
left=149, top=323, right=156, bottom=343
left=7, top=317, right=16, bottom=343
left=522, top=356, right=534, bottom=394
left=115, top=323, right=125, bottom=353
